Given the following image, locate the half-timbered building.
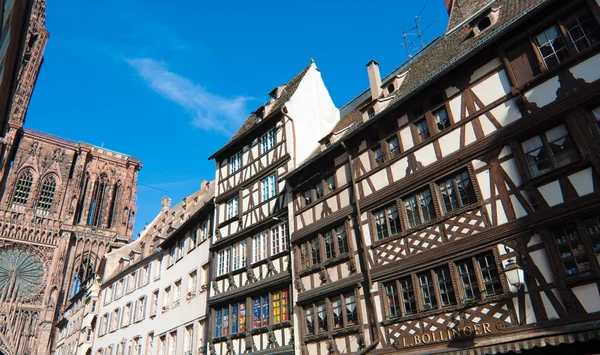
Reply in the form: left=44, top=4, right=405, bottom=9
left=286, top=0, right=600, bottom=354
left=206, top=62, right=339, bottom=355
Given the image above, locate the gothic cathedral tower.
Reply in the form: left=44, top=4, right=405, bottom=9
left=0, top=1, right=142, bottom=355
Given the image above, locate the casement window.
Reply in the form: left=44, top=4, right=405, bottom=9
left=147, top=333, right=155, bottom=355
left=520, top=124, right=578, bottom=177
left=437, top=170, right=477, bottom=213
left=158, top=335, right=166, bottom=355
left=387, top=136, right=401, bottom=158
left=384, top=252, right=501, bottom=318
left=373, top=203, right=401, bottom=240
left=232, top=240, right=247, bottom=270
left=167, top=331, right=177, bottom=355
left=226, top=197, right=239, bottom=219
left=271, top=223, right=288, bottom=255
left=253, top=233, right=268, bottom=263
left=217, top=248, right=231, bottom=276
left=414, top=118, right=430, bottom=142
left=372, top=146, right=385, bottom=166
left=299, top=174, right=337, bottom=207
left=254, top=294, right=270, bottom=327
left=12, top=170, right=33, bottom=205
left=173, top=280, right=181, bottom=307
left=261, top=128, right=276, bottom=153
left=163, top=287, right=171, bottom=311
left=402, top=188, right=436, bottom=229
left=231, top=302, right=246, bottom=333
left=123, top=303, right=132, bottom=327
left=37, top=175, right=56, bottom=210
left=197, top=219, right=209, bottom=243
left=315, top=180, right=324, bottom=199
left=273, top=289, right=289, bottom=323
left=111, top=308, right=120, bottom=331
left=553, top=217, right=600, bottom=275
left=304, top=293, right=357, bottom=335
left=432, top=107, right=450, bottom=132
left=261, top=174, right=277, bottom=201
left=325, top=174, right=336, bottom=193
left=155, top=258, right=162, bottom=280
left=132, top=337, right=142, bottom=355
left=137, top=296, right=147, bottom=321
left=184, top=325, right=193, bottom=355
left=151, top=290, right=159, bottom=316
left=101, top=314, right=109, bottom=335
left=177, top=239, right=185, bottom=260
left=230, top=152, right=242, bottom=173
left=299, top=225, right=348, bottom=270
left=534, top=26, right=570, bottom=69
left=302, top=190, right=312, bottom=205
left=168, top=247, right=176, bottom=267
left=197, top=320, right=205, bottom=350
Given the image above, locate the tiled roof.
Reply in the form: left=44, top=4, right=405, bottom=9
left=289, top=0, right=550, bottom=177
left=209, top=64, right=313, bottom=160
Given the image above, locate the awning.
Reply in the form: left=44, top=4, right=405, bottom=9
left=441, top=328, right=600, bottom=355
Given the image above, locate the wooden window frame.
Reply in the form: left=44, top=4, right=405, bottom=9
left=371, top=201, right=402, bottom=241
left=298, top=224, right=350, bottom=271
left=435, top=169, right=478, bottom=214
left=302, top=292, right=359, bottom=337
left=401, top=186, right=436, bottom=229
left=549, top=218, right=600, bottom=277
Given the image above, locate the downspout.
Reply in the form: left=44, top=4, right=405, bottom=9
left=341, top=141, right=380, bottom=353
left=280, top=108, right=297, bottom=168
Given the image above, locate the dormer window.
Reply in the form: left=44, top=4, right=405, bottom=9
left=387, top=83, right=395, bottom=95
left=367, top=108, right=375, bottom=119
left=471, top=8, right=499, bottom=37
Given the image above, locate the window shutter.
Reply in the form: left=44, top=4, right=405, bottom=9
left=506, top=41, right=541, bottom=87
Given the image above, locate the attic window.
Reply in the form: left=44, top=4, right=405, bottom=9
left=367, top=108, right=375, bottom=119
left=471, top=9, right=498, bottom=37
left=387, top=83, right=395, bottom=95
left=270, top=90, right=278, bottom=101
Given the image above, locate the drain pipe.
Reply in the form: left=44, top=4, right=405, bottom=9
left=280, top=108, right=297, bottom=169
left=341, top=140, right=380, bottom=353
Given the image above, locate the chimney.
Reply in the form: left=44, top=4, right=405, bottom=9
left=366, top=60, right=382, bottom=101
left=161, top=196, right=171, bottom=212
left=444, top=0, right=453, bottom=14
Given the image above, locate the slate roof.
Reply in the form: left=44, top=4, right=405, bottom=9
left=208, top=64, right=313, bottom=160
left=290, top=0, right=551, bottom=177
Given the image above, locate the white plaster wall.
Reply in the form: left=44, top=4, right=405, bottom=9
left=285, top=63, right=340, bottom=166
left=570, top=52, right=600, bottom=83
left=471, top=70, right=511, bottom=106
left=538, top=180, right=564, bottom=207
left=524, top=76, right=560, bottom=108
left=572, top=284, right=600, bottom=313
left=470, top=58, right=502, bottom=83
left=439, top=128, right=461, bottom=157
left=568, top=168, right=594, bottom=197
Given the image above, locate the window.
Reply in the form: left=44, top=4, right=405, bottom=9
left=387, top=83, right=395, bottom=95
left=197, top=321, right=205, bottom=351
left=132, top=337, right=142, bottom=355
left=521, top=124, right=578, bottom=177
left=272, top=289, right=289, bottom=323
left=315, top=180, right=324, bottom=199
left=158, top=335, right=166, bottom=355
left=414, top=118, right=430, bottom=142
left=564, top=11, right=600, bottom=53
left=37, top=175, right=56, bottom=210
left=184, top=325, right=193, bottom=355
left=226, top=197, right=238, bottom=219
left=123, top=303, right=132, bottom=327
left=217, top=248, right=231, bottom=276
left=302, top=190, right=312, bottom=205
left=367, top=108, right=375, bottom=119
left=232, top=241, right=247, bottom=270
left=253, top=294, right=270, bottom=328
left=177, top=239, right=185, bottom=260
left=12, top=170, right=33, bottom=205
left=173, top=281, right=181, bottom=307
left=325, top=175, right=336, bottom=193
left=230, top=152, right=242, bottom=173
left=168, top=247, right=176, bottom=267
left=384, top=252, right=501, bottom=317
left=187, top=271, right=197, bottom=298
left=261, top=128, right=276, bottom=153
left=372, top=146, right=385, bottom=166
left=432, top=107, right=450, bottom=132
left=137, top=296, right=146, bottom=321
left=402, top=188, right=436, bottom=229
left=154, top=258, right=162, bottom=280
left=593, top=107, right=600, bottom=131
left=167, top=331, right=176, bottom=355
left=151, top=290, right=159, bottom=316
left=253, top=233, right=267, bottom=263
left=534, top=26, right=570, bottom=69
left=304, top=293, right=357, bottom=335
left=271, top=223, right=288, bottom=255
left=299, top=224, right=348, bottom=270
left=373, top=203, right=401, bottom=240
left=261, top=174, right=277, bottom=201
left=437, top=170, right=477, bottom=213
left=553, top=219, right=600, bottom=275
left=387, top=136, right=400, bottom=158
left=146, top=333, right=154, bottom=355
left=163, top=287, right=171, bottom=311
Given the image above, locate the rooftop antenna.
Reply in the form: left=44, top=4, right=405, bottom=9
left=400, top=0, right=434, bottom=58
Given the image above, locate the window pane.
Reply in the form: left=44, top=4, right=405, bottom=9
left=385, top=282, right=401, bottom=317
left=476, top=254, right=502, bottom=297
left=373, top=146, right=385, bottom=166
left=387, top=204, right=401, bottom=236
left=415, top=119, right=430, bottom=141
left=535, top=26, right=569, bottom=69
left=438, top=177, right=459, bottom=212
left=305, top=307, right=314, bottom=334
left=565, top=12, right=600, bottom=53
left=553, top=226, right=590, bottom=275
left=418, top=273, right=437, bottom=310
left=336, top=226, right=349, bottom=255
left=332, top=298, right=343, bottom=329
left=399, top=277, right=416, bottom=315
left=583, top=217, right=600, bottom=262
left=403, top=195, right=421, bottom=229
left=326, top=175, right=336, bottom=192
left=455, top=171, right=477, bottom=207
left=433, top=107, right=450, bottom=131
left=262, top=295, right=269, bottom=326
left=317, top=302, right=327, bottom=332
left=387, top=136, right=400, bottom=158
left=435, top=266, right=456, bottom=306
left=324, top=231, right=334, bottom=259
left=457, top=259, right=480, bottom=300
left=345, top=294, right=357, bottom=326
left=311, top=239, right=320, bottom=265
left=545, top=125, right=577, bottom=169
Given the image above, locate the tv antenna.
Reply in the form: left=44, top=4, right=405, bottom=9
left=400, top=0, right=435, bottom=58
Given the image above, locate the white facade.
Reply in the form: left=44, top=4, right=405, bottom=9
left=92, top=182, right=214, bottom=355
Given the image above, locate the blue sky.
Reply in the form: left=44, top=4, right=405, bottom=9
left=26, top=0, right=449, bottom=237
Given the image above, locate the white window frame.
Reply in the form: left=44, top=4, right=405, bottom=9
left=226, top=197, right=239, bottom=220
left=232, top=240, right=247, bottom=270
left=253, top=233, right=267, bottom=263
left=261, top=174, right=277, bottom=202
left=217, top=248, right=231, bottom=276
left=271, top=222, right=288, bottom=255
left=230, top=152, right=242, bottom=173
left=261, top=128, right=276, bottom=153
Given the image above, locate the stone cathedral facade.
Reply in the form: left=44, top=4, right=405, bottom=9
left=0, top=1, right=141, bottom=355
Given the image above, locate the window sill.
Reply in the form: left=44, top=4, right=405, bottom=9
left=304, top=325, right=361, bottom=342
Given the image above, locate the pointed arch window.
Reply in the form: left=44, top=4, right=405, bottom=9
left=88, top=174, right=107, bottom=227
left=12, top=170, right=34, bottom=205
left=75, top=173, right=90, bottom=224
left=107, top=183, right=120, bottom=228
left=37, top=175, right=57, bottom=210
